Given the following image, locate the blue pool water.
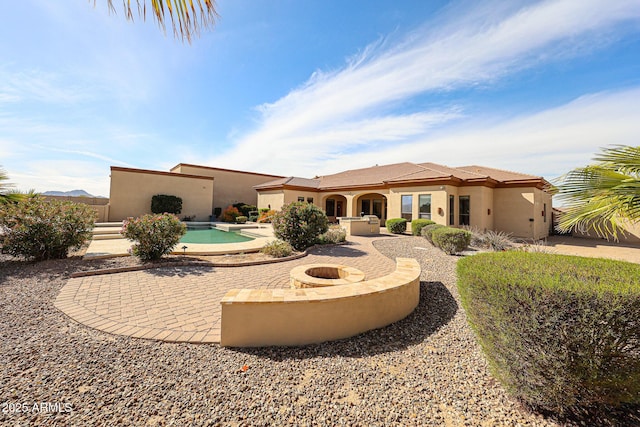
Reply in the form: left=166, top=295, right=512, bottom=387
left=180, top=226, right=254, bottom=244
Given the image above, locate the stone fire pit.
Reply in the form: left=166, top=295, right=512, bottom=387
left=290, top=264, right=366, bottom=289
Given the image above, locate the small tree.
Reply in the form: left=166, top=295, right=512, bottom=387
left=0, top=198, right=96, bottom=260
left=272, top=202, right=329, bottom=251
left=151, top=194, right=183, bottom=215
left=221, top=205, right=242, bottom=223
left=122, top=213, right=187, bottom=261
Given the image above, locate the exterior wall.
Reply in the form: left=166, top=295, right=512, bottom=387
left=458, top=186, right=494, bottom=231
left=572, top=219, right=640, bottom=244
left=108, top=168, right=214, bottom=221
left=387, top=186, right=449, bottom=231
left=494, top=187, right=551, bottom=239
left=257, top=191, right=286, bottom=211
left=172, top=164, right=281, bottom=210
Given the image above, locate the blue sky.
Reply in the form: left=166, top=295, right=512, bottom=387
left=1, top=0, right=639, bottom=197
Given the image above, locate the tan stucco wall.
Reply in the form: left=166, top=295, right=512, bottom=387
left=457, top=186, right=494, bottom=231
left=257, top=190, right=286, bottom=211
left=220, top=258, right=420, bottom=347
left=108, top=168, right=214, bottom=221
left=493, top=187, right=550, bottom=239
left=572, top=219, right=640, bottom=244
left=172, top=164, right=280, bottom=210
left=258, top=189, right=321, bottom=210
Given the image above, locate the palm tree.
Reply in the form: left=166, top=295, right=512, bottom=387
left=0, top=167, right=26, bottom=205
left=100, top=0, right=218, bottom=43
left=555, top=145, right=640, bottom=239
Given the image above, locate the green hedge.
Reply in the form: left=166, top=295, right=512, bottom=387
left=457, top=252, right=640, bottom=413
left=151, top=194, right=182, bottom=215
left=386, top=218, right=407, bottom=234
left=411, top=219, right=435, bottom=236
left=431, top=227, right=470, bottom=254
left=421, top=223, right=444, bottom=244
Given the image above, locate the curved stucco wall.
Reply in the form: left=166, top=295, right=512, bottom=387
left=220, top=258, right=420, bottom=347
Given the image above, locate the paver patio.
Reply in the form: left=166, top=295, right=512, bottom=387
left=55, top=235, right=398, bottom=344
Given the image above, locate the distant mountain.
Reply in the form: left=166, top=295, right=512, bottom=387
left=42, top=190, right=106, bottom=198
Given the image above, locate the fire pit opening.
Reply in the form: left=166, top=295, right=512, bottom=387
left=305, top=266, right=344, bottom=280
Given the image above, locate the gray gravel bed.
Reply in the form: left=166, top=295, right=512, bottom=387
left=0, top=237, right=626, bottom=426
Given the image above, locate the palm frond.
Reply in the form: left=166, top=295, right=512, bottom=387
left=101, top=0, right=218, bottom=43
left=593, top=145, right=640, bottom=176
left=554, top=145, right=640, bottom=240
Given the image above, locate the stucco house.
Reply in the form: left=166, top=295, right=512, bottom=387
left=255, top=162, right=553, bottom=240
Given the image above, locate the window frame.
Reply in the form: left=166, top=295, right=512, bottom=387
left=418, top=194, right=432, bottom=220
left=401, top=195, right=413, bottom=221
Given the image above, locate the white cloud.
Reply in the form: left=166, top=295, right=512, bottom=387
left=209, top=0, right=640, bottom=177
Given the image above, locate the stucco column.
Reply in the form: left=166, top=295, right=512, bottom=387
left=345, top=194, right=356, bottom=217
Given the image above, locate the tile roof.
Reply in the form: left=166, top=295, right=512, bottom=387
left=254, top=162, right=546, bottom=190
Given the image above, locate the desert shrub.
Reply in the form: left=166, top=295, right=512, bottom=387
left=259, top=208, right=270, bottom=214
left=121, top=213, right=186, bottom=261
left=411, top=219, right=436, bottom=236
left=316, top=226, right=347, bottom=245
left=462, top=225, right=485, bottom=247
left=260, top=239, right=294, bottom=258
left=257, top=209, right=277, bottom=223
left=248, top=214, right=258, bottom=222
left=272, top=202, right=329, bottom=251
left=151, top=194, right=182, bottom=215
left=221, top=206, right=241, bottom=223
left=386, top=218, right=407, bottom=234
left=235, top=216, right=247, bottom=224
left=481, top=230, right=514, bottom=251
left=431, top=227, right=471, bottom=255
left=0, top=198, right=96, bottom=261
left=457, top=252, right=640, bottom=414
left=421, top=223, right=445, bottom=244
left=462, top=226, right=514, bottom=251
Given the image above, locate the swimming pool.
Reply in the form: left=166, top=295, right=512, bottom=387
left=180, top=225, right=255, bottom=244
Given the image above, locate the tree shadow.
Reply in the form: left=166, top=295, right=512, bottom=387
left=232, top=280, right=458, bottom=360
left=147, top=265, right=211, bottom=277
left=308, top=243, right=369, bottom=258
left=530, top=401, right=640, bottom=426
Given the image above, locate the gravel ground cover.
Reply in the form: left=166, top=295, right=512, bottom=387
left=1, top=237, right=637, bottom=426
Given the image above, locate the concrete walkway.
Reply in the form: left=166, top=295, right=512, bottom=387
left=55, top=235, right=398, bottom=344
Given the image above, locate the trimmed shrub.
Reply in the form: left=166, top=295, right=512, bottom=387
left=457, top=252, right=640, bottom=413
left=151, top=194, right=182, bottom=215
left=386, top=218, right=407, bottom=234
left=421, top=223, right=445, bottom=244
left=0, top=198, right=96, bottom=261
left=221, top=206, right=241, bottom=223
left=411, top=219, right=436, bottom=236
left=235, top=216, right=247, bottom=224
left=260, top=239, right=294, bottom=258
left=248, top=214, right=258, bottom=223
left=316, top=226, right=347, bottom=245
left=431, top=227, right=471, bottom=255
left=272, top=202, right=329, bottom=251
left=122, top=213, right=186, bottom=261
left=257, top=209, right=277, bottom=223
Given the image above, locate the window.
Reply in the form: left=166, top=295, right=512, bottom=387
left=449, top=195, right=455, bottom=226
left=326, top=199, right=335, bottom=216
left=297, top=196, right=304, bottom=202
left=401, top=195, right=413, bottom=221
left=459, top=196, right=470, bottom=226
left=543, top=203, right=547, bottom=223
left=307, top=197, right=314, bottom=204
left=419, top=194, right=431, bottom=219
